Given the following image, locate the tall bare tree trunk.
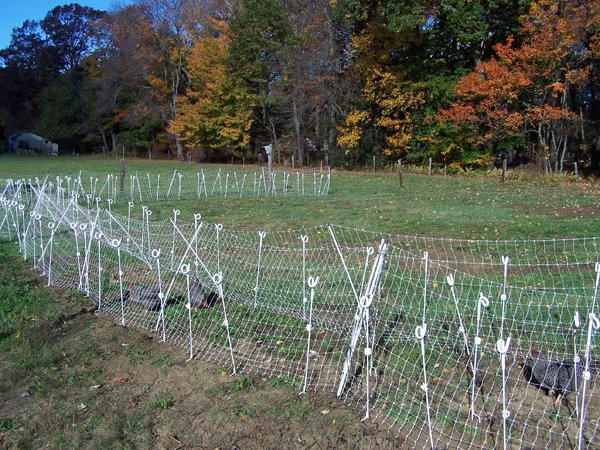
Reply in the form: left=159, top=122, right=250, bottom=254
left=175, top=135, right=185, bottom=160
left=98, top=122, right=109, bottom=155
left=111, top=133, right=118, bottom=154
left=292, top=99, right=304, bottom=165
left=559, top=136, right=568, bottom=173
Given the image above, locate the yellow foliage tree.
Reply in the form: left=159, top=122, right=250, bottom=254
left=336, top=26, right=425, bottom=158
left=366, top=69, right=425, bottom=156
left=169, top=21, right=253, bottom=154
left=337, top=110, right=369, bottom=151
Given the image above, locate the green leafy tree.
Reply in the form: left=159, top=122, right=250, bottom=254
left=36, top=69, right=87, bottom=151
left=227, top=0, right=291, bottom=151
left=40, top=4, right=105, bottom=72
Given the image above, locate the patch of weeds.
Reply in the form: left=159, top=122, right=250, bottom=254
left=208, top=384, right=225, bottom=395
left=64, top=372, right=79, bottom=385
left=0, top=418, right=20, bottom=432
left=142, top=432, right=156, bottom=447
left=149, top=399, right=175, bottom=410
left=277, top=343, right=304, bottom=359
left=458, top=423, right=487, bottom=438
left=267, top=373, right=301, bottom=388
left=83, top=415, right=102, bottom=432
left=76, top=339, right=98, bottom=355
left=6, top=323, right=68, bottom=379
left=126, top=348, right=150, bottom=366
left=232, top=402, right=253, bottom=417
left=435, top=412, right=457, bottom=427
left=268, top=406, right=280, bottom=415
left=0, top=244, right=61, bottom=344
left=215, top=366, right=231, bottom=377
left=87, top=366, right=103, bottom=382
left=335, top=411, right=356, bottom=428
left=283, top=397, right=309, bottom=420
left=149, top=393, right=174, bottom=410
left=29, top=365, right=72, bottom=396
left=65, top=289, right=86, bottom=302
left=150, top=352, right=171, bottom=368
left=123, top=412, right=146, bottom=433
left=230, top=375, right=254, bottom=392
left=32, top=375, right=47, bottom=392
left=389, top=404, right=413, bottom=424
left=48, top=429, right=69, bottom=448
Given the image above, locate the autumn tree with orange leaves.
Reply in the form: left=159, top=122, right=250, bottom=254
left=439, top=0, right=598, bottom=173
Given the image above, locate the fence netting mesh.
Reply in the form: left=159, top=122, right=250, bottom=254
left=1, top=176, right=599, bottom=449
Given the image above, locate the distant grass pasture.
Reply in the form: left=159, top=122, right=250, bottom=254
left=1, top=154, right=598, bottom=239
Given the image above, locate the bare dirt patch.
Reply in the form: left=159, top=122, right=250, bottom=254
left=0, top=303, right=402, bottom=449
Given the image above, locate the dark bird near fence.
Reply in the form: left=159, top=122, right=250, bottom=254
left=124, top=277, right=220, bottom=311
left=524, top=347, right=584, bottom=406
left=188, top=276, right=207, bottom=308
left=126, top=282, right=162, bottom=311
left=188, top=276, right=219, bottom=308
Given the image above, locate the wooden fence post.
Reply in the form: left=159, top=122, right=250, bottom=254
left=501, top=158, right=507, bottom=184
left=398, top=159, right=403, bottom=187
left=428, top=157, right=432, bottom=176
left=119, top=158, right=125, bottom=193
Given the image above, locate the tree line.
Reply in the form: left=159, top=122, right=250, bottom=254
left=0, top=0, right=598, bottom=172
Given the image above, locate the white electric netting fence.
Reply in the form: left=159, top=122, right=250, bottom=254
left=0, top=178, right=599, bottom=449
left=2, top=167, right=330, bottom=205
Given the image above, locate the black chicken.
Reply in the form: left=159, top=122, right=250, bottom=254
left=125, top=277, right=219, bottom=311
left=125, top=282, right=162, bottom=311
left=188, top=276, right=219, bottom=308
left=525, top=347, right=584, bottom=406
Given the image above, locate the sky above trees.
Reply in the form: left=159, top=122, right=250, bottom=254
left=0, top=0, right=124, bottom=50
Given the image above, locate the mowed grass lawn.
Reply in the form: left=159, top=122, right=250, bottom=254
left=1, top=154, right=599, bottom=239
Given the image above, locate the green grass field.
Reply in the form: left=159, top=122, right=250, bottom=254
left=1, top=155, right=598, bottom=239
